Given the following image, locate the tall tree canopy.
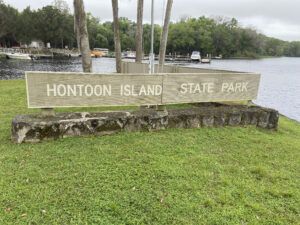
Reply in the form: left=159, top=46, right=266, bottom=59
left=0, top=1, right=299, bottom=58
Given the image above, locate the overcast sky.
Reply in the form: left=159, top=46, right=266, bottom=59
left=4, top=0, right=300, bottom=41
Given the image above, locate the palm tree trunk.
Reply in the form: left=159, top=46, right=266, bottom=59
left=111, top=0, right=122, bottom=73
left=135, top=0, right=144, bottom=63
left=73, top=0, right=92, bottom=72
left=159, top=0, right=173, bottom=66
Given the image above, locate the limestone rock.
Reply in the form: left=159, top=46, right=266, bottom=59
left=11, top=105, right=279, bottom=143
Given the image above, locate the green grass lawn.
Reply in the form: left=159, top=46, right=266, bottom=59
left=0, top=80, right=299, bottom=225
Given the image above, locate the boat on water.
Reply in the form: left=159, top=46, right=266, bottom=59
left=201, top=54, right=212, bottom=63
left=125, top=51, right=136, bottom=59
left=94, top=48, right=109, bottom=56
left=201, top=58, right=211, bottom=63
left=6, top=52, right=33, bottom=60
left=190, top=51, right=211, bottom=63
left=213, top=55, right=223, bottom=59
left=190, top=51, right=201, bottom=62
left=91, top=48, right=104, bottom=58
left=69, top=53, right=81, bottom=58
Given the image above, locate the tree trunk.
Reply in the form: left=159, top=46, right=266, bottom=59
left=73, top=0, right=92, bottom=72
left=159, top=0, right=173, bottom=66
left=111, top=0, right=122, bottom=73
left=135, top=0, right=144, bottom=63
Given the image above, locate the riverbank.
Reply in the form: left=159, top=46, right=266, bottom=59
left=0, top=79, right=299, bottom=224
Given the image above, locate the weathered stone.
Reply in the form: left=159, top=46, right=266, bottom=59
left=268, top=111, right=279, bottom=130
left=168, top=115, right=186, bottom=129
left=241, top=111, right=252, bottom=125
left=187, top=116, right=201, bottom=128
left=151, top=111, right=168, bottom=131
left=214, top=113, right=227, bottom=127
left=241, top=107, right=258, bottom=126
left=251, top=114, right=258, bottom=125
left=124, top=115, right=138, bottom=132
left=258, top=111, right=270, bottom=128
left=229, top=113, right=242, bottom=126
left=202, top=115, right=214, bottom=127
left=11, top=105, right=280, bottom=143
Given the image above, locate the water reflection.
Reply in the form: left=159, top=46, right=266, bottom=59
left=0, top=57, right=116, bottom=79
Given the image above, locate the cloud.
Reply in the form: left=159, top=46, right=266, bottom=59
left=4, top=0, right=300, bottom=41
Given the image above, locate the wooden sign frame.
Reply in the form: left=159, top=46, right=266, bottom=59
left=26, top=71, right=260, bottom=108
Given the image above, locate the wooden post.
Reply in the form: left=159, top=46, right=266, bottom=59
left=74, top=0, right=92, bottom=73
left=112, top=0, right=122, bottom=73
left=158, top=0, right=173, bottom=66
left=135, top=0, right=144, bottom=63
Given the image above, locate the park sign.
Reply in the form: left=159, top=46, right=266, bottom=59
left=25, top=71, right=260, bottom=108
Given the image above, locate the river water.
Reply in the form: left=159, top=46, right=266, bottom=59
left=0, top=57, right=299, bottom=121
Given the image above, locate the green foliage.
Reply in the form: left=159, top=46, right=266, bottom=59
left=0, top=1, right=299, bottom=57
left=0, top=2, right=19, bottom=46
left=16, top=7, right=36, bottom=44
left=34, top=5, right=75, bottom=48
left=168, top=21, right=196, bottom=53
left=143, top=24, right=162, bottom=53
left=285, top=41, right=300, bottom=57
left=0, top=80, right=300, bottom=224
left=0, top=2, right=75, bottom=48
left=119, top=17, right=136, bottom=51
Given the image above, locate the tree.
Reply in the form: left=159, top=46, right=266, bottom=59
left=87, top=14, right=100, bottom=48
left=159, top=0, right=173, bottom=65
left=53, top=0, right=72, bottom=48
left=16, top=7, right=36, bottom=44
left=143, top=23, right=161, bottom=54
left=0, top=2, right=19, bottom=47
left=111, top=0, right=122, bottom=73
left=1, top=0, right=299, bottom=59
left=135, top=0, right=144, bottom=63
left=288, top=41, right=300, bottom=57
left=0, top=2, right=8, bottom=38
left=118, top=18, right=135, bottom=50
left=168, top=20, right=195, bottom=54
left=53, top=0, right=70, bottom=14
left=35, top=6, right=66, bottom=48
left=74, top=0, right=92, bottom=72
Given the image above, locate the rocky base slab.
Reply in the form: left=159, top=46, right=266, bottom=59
left=12, top=105, right=279, bottom=143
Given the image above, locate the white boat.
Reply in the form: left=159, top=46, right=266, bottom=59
left=6, top=52, right=32, bottom=60
left=93, top=48, right=109, bottom=56
left=214, top=56, right=222, bottom=59
left=190, top=51, right=201, bottom=61
left=201, top=58, right=211, bottom=64
left=69, top=53, right=81, bottom=58
left=125, top=51, right=136, bottom=59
